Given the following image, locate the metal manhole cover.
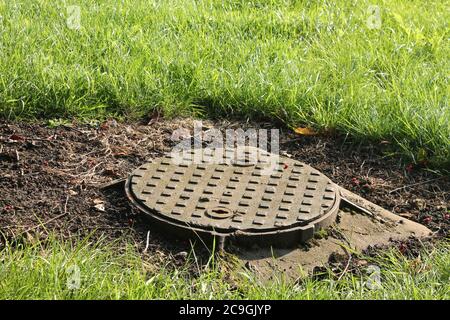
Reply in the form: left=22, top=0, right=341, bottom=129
left=125, top=147, right=340, bottom=247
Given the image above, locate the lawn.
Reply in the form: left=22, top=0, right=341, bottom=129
left=0, top=0, right=448, bottom=301
left=1, top=237, right=449, bottom=300
left=0, top=0, right=448, bottom=165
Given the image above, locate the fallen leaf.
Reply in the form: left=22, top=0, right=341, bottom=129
left=111, top=146, right=130, bottom=157
left=93, top=198, right=104, bottom=204
left=9, top=134, right=25, bottom=141
left=94, top=203, right=105, bottom=212
left=422, top=216, right=432, bottom=224
left=294, top=127, right=317, bottom=136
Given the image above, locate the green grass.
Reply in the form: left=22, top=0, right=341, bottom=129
left=0, top=0, right=448, bottom=165
left=0, top=237, right=449, bottom=299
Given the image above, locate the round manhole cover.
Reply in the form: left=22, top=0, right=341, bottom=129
left=125, top=147, right=340, bottom=247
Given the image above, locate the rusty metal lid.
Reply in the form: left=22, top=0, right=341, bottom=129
left=125, top=147, right=340, bottom=246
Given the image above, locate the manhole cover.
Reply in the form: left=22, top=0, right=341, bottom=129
left=125, top=147, right=341, bottom=247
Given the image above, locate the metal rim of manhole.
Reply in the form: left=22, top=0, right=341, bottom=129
left=125, top=146, right=341, bottom=247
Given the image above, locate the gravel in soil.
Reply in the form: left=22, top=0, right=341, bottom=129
left=0, top=118, right=448, bottom=265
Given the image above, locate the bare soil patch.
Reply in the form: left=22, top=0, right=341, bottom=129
left=0, top=118, right=448, bottom=266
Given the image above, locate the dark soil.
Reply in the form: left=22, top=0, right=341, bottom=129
left=0, top=118, right=448, bottom=261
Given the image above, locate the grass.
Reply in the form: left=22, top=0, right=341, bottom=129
left=0, top=236, right=449, bottom=299
left=1, top=1, right=448, bottom=300
left=0, top=0, right=448, bottom=166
